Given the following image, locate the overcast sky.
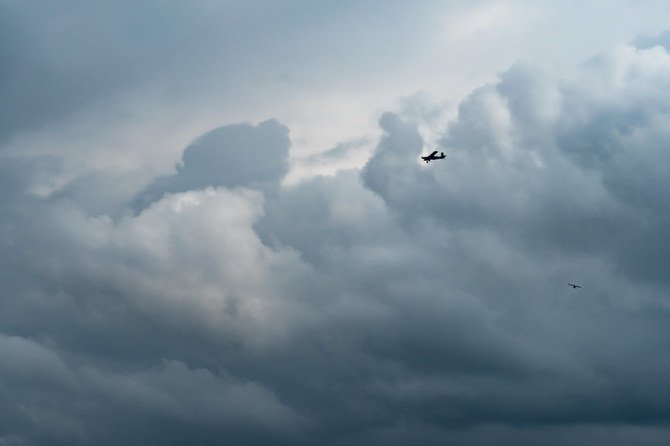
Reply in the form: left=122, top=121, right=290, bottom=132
left=3, top=1, right=670, bottom=445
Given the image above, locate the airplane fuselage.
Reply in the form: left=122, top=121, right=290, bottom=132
left=421, top=151, right=446, bottom=163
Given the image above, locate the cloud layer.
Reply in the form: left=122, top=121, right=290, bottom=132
left=2, top=32, right=670, bottom=446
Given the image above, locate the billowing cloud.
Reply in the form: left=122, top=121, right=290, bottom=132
left=0, top=335, right=305, bottom=445
left=3, top=20, right=670, bottom=446
left=133, top=120, right=290, bottom=211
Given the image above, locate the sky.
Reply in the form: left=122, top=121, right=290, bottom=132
left=2, top=1, right=670, bottom=445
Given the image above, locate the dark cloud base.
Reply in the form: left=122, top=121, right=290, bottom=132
left=2, top=38, right=670, bottom=445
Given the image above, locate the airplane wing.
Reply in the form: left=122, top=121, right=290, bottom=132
left=429, top=150, right=438, bottom=157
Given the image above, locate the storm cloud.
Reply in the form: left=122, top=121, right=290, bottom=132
left=133, top=120, right=290, bottom=211
left=3, top=4, right=670, bottom=445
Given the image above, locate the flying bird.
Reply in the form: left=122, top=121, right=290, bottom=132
left=421, top=150, right=446, bottom=163
left=568, top=283, right=582, bottom=289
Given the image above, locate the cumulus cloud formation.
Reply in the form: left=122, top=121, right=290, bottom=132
left=133, top=120, right=290, bottom=211
left=3, top=21, right=670, bottom=446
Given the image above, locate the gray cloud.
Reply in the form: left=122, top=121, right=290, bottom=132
left=0, top=1, right=278, bottom=145
left=3, top=32, right=670, bottom=446
left=0, top=335, right=305, bottom=446
left=0, top=0, right=456, bottom=151
left=133, top=120, right=290, bottom=211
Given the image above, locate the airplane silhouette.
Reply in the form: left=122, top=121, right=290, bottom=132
left=421, top=150, right=446, bottom=163
left=568, top=283, right=582, bottom=289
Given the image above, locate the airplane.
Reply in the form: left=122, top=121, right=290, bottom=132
left=421, top=150, right=446, bottom=163
left=568, top=283, right=582, bottom=289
